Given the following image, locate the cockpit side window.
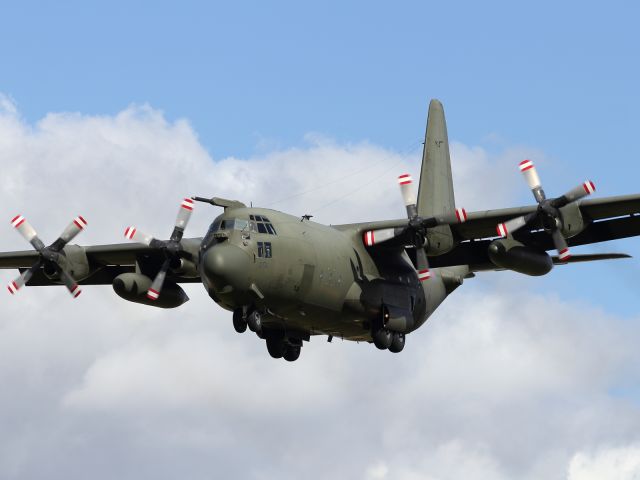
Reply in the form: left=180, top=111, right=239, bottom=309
left=209, top=219, right=221, bottom=233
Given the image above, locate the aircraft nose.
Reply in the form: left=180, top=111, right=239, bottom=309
left=201, top=243, right=251, bottom=292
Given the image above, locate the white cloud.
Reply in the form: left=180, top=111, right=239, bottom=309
left=0, top=102, right=639, bottom=480
left=568, top=445, right=640, bottom=480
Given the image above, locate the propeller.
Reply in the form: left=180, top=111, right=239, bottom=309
left=398, top=174, right=431, bottom=281
left=7, top=215, right=87, bottom=297
left=496, top=159, right=596, bottom=262
left=397, top=173, right=467, bottom=282
left=123, top=198, right=194, bottom=301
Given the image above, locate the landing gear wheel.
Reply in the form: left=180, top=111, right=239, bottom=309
left=247, top=310, right=262, bottom=333
left=283, top=345, right=301, bottom=362
left=232, top=309, right=247, bottom=333
left=389, top=332, right=405, bottom=353
left=373, top=328, right=392, bottom=350
left=266, top=336, right=285, bottom=359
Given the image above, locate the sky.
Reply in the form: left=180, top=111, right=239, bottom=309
left=1, top=1, right=640, bottom=479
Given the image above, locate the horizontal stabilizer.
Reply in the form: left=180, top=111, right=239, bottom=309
left=551, top=253, right=631, bottom=265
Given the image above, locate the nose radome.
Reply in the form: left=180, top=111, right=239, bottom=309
left=202, top=243, right=251, bottom=291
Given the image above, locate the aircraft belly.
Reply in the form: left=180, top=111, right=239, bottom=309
left=257, top=228, right=373, bottom=340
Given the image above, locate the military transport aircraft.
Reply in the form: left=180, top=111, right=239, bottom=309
left=2, top=100, right=639, bottom=362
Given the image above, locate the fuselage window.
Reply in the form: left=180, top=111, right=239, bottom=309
left=257, top=241, right=272, bottom=258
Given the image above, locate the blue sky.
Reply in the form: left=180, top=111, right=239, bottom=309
left=2, top=0, right=639, bottom=180
left=1, top=2, right=640, bottom=478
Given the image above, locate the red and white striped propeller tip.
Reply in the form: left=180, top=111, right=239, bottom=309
left=73, top=216, right=88, bottom=229
left=397, top=174, right=412, bottom=185
left=418, top=269, right=431, bottom=282
left=558, top=248, right=572, bottom=262
left=181, top=198, right=194, bottom=210
left=124, top=226, right=137, bottom=240
left=496, top=223, right=508, bottom=237
left=7, top=281, right=19, bottom=295
left=519, top=159, right=535, bottom=172
left=10, top=215, right=25, bottom=228
left=583, top=181, right=596, bottom=195
left=70, top=284, right=82, bottom=299
left=455, top=208, right=468, bottom=223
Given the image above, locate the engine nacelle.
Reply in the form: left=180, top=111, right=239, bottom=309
left=113, top=273, right=189, bottom=309
left=171, top=258, right=198, bottom=277
left=488, top=238, right=553, bottom=276
left=43, top=244, right=92, bottom=282
left=559, top=202, right=586, bottom=238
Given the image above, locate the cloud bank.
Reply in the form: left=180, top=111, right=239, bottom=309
left=0, top=98, right=639, bottom=479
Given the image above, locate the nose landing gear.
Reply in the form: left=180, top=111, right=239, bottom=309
left=247, top=310, right=262, bottom=333
left=232, top=307, right=262, bottom=334
left=232, top=308, right=247, bottom=333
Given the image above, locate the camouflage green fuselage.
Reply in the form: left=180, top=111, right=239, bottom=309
left=199, top=207, right=455, bottom=342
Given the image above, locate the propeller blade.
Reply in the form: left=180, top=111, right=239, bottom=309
left=58, top=268, right=82, bottom=298
left=551, top=229, right=571, bottom=262
left=519, top=160, right=546, bottom=203
left=415, top=248, right=431, bottom=282
left=519, top=159, right=541, bottom=189
left=429, top=207, right=469, bottom=226
left=552, top=181, right=596, bottom=208
left=176, top=198, right=194, bottom=228
left=363, top=228, right=397, bottom=247
left=51, top=216, right=88, bottom=251
left=124, top=226, right=155, bottom=246
left=7, top=261, right=42, bottom=295
left=147, top=259, right=171, bottom=301
left=398, top=174, right=418, bottom=218
left=496, top=214, right=532, bottom=237
left=11, top=215, right=45, bottom=251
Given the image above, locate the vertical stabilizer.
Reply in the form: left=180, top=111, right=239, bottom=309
left=416, top=99, right=456, bottom=255
left=416, top=99, right=456, bottom=217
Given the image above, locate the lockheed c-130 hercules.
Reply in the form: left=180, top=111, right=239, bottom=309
left=2, top=100, right=640, bottom=362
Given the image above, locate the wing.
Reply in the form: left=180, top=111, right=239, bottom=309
left=433, top=194, right=640, bottom=270
left=453, top=193, right=640, bottom=240
left=0, top=239, right=203, bottom=286
left=335, top=194, right=640, bottom=271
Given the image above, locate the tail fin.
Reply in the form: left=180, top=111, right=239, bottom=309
left=416, top=99, right=456, bottom=255
left=416, top=99, right=456, bottom=217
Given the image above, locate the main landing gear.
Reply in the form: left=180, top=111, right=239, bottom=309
left=373, top=328, right=406, bottom=353
left=232, top=307, right=303, bottom=362
left=265, top=333, right=301, bottom=362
